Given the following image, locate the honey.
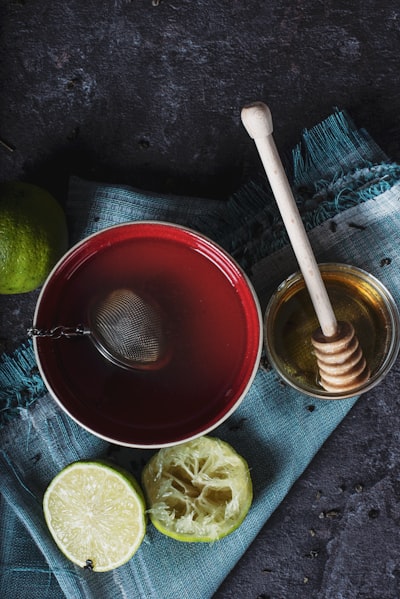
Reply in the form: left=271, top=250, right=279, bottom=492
left=264, top=264, right=400, bottom=399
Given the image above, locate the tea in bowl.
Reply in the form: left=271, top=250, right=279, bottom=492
left=31, top=222, right=263, bottom=447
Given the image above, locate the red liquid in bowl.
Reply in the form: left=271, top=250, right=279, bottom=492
left=34, top=223, right=262, bottom=447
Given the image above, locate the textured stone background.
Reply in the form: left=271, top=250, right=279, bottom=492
left=1, top=1, right=400, bottom=597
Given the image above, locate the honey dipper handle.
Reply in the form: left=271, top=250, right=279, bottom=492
left=241, top=102, right=338, bottom=337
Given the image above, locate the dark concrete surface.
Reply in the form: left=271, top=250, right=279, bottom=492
left=1, top=1, right=400, bottom=598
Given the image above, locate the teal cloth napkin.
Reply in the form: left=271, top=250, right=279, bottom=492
left=1, top=110, right=400, bottom=599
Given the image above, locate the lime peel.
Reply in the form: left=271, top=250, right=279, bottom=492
left=43, top=460, right=146, bottom=572
left=142, top=436, right=253, bottom=542
left=0, top=181, right=68, bottom=294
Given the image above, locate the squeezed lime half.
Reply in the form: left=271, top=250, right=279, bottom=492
left=142, top=436, right=253, bottom=542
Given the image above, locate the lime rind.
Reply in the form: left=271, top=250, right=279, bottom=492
left=43, top=461, right=146, bottom=572
left=142, top=436, right=253, bottom=542
left=0, top=182, right=68, bottom=294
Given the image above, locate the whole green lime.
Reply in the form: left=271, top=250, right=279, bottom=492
left=0, top=181, right=68, bottom=294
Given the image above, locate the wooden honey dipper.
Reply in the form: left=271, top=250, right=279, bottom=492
left=241, top=101, right=370, bottom=394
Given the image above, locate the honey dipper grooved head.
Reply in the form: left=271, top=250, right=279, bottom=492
left=311, top=321, right=370, bottom=393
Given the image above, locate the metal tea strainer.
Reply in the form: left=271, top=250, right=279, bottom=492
left=28, top=288, right=170, bottom=371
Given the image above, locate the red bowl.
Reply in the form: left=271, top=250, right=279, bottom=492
left=32, top=222, right=262, bottom=448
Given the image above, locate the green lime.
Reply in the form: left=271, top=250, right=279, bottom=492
left=43, top=461, right=146, bottom=572
left=142, top=436, right=253, bottom=542
left=0, top=181, right=68, bottom=294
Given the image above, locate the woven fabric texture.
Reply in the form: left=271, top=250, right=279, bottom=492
left=1, top=110, right=399, bottom=599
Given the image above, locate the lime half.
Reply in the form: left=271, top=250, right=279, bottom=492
left=43, top=461, right=146, bottom=572
left=142, top=436, right=253, bottom=542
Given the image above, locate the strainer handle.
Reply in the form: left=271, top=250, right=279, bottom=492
left=27, top=325, right=90, bottom=339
